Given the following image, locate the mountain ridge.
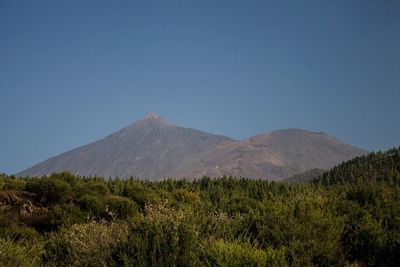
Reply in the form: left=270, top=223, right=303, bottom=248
left=17, top=113, right=367, bottom=180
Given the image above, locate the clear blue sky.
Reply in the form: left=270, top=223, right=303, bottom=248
left=1, top=0, right=399, bottom=174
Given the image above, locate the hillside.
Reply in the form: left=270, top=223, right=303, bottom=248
left=315, top=147, right=400, bottom=185
left=17, top=113, right=367, bottom=180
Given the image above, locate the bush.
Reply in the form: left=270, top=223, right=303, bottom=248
left=1, top=178, right=26, bottom=190
left=76, top=181, right=109, bottom=197
left=25, top=177, right=72, bottom=205
left=123, top=181, right=161, bottom=209
left=44, top=221, right=128, bottom=266
left=116, top=215, right=200, bottom=266
left=106, top=196, right=138, bottom=220
left=78, top=194, right=105, bottom=218
left=205, top=239, right=287, bottom=267
left=342, top=210, right=385, bottom=266
left=49, top=172, right=78, bottom=187
left=0, top=238, right=43, bottom=267
left=0, top=225, right=41, bottom=242
left=51, top=204, right=86, bottom=227
left=174, top=189, right=200, bottom=204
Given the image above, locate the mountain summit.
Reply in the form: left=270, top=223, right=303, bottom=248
left=144, top=112, right=162, bottom=120
left=141, top=112, right=168, bottom=123
left=17, top=114, right=367, bottom=180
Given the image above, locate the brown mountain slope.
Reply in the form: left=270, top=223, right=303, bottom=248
left=17, top=113, right=233, bottom=179
left=175, top=129, right=367, bottom=179
left=17, top=114, right=367, bottom=180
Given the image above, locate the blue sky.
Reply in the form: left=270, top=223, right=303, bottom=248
left=1, top=0, right=399, bottom=174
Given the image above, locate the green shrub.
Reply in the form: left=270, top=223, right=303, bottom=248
left=116, top=215, right=200, bottom=266
left=51, top=204, right=86, bottom=227
left=106, top=196, right=138, bottom=220
left=123, top=181, right=161, bottom=209
left=342, top=210, right=385, bottom=266
left=49, top=172, right=78, bottom=187
left=205, top=239, right=287, bottom=267
left=25, top=177, right=72, bottom=205
left=78, top=194, right=105, bottom=218
left=0, top=225, right=41, bottom=242
left=76, top=181, right=109, bottom=197
left=0, top=238, right=43, bottom=267
left=174, top=189, right=200, bottom=204
left=1, top=178, right=26, bottom=190
left=44, top=221, right=128, bottom=266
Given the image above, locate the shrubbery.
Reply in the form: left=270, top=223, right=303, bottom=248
left=0, top=237, right=43, bottom=267
left=205, top=239, right=286, bottom=267
left=0, top=149, right=399, bottom=266
left=25, top=177, right=72, bottom=205
left=44, top=221, right=128, bottom=266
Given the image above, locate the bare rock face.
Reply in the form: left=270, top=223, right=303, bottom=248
left=17, top=114, right=367, bottom=180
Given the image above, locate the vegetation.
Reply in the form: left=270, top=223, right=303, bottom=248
left=283, top=168, right=325, bottom=184
left=316, top=147, right=400, bottom=185
left=0, top=147, right=399, bottom=266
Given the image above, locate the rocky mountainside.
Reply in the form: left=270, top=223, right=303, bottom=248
left=17, top=113, right=367, bottom=180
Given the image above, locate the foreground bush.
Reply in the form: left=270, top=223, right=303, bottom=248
left=116, top=204, right=200, bottom=267
left=44, top=221, right=128, bottom=266
left=205, top=239, right=287, bottom=267
left=25, top=177, right=72, bottom=205
left=0, top=238, right=43, bottom=267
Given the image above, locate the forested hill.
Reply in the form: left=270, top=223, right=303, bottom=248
left=315, top=147, right=400, bottom=185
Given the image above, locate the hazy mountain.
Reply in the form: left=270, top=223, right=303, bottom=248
left=173, top=129, right=367, bottom=179
left=17, top=113, right=367, bottom=180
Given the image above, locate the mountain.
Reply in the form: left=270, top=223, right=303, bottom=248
left=176, top=128, right=367, bottom=179
left=17, top=113, right=232, bottom=179
left=17, top=113, right=367, bottom=180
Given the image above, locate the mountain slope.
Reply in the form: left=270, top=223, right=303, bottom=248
left=17, top=113, right=367, bottom=180
left=17, top=113, right=232, bottom=179
left=174, top=129, right=367, bottom=179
